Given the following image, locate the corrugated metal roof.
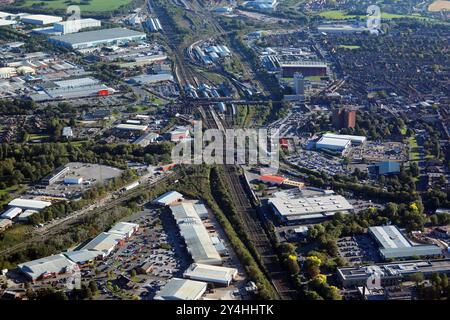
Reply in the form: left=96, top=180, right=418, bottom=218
left=154, top=278, right=207, bottom=300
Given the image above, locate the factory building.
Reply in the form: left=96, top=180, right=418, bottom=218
left=318, top=24, right=371, bottom=34
left=8, top=198, right=51, bottom=211
left=183, top=263, right=238, bottom=286
left=337, top=259, right=450, bottom=288
left=369, top=161, right=401, bottom=176
left=269, top=188, right=353, bottom=224
left=49, top=28, right=147, bottom=50
left=115, top=124, right=148, bottom=131
left=152, top=191, right=184, bottom=206
left=18, top=254, right=77, bottom=282
left=108, top=222, right=139, bottom=239
left=63, top=250, right=102, bottom=266
left=0, top=207, right=22, bottom=220
left=129, top=73, right=173, bottom=85
left=64, top=177, right=83, bottom=185
left=53, top=18, right=101, bottom=35
left=316, top=136, right=351, bottom=154
left=41, top=165, right=69, bottom=185
left=280, top=61, right=327, bottom=78
left=21, top=14, right=62, bottom=26
left=169, top=126, right=190, bottom=142
left=369, top=226, right=442, bottom=260
left=81, top=232, right=124, bottom=258
left=154, top=278, right=207, bottom=300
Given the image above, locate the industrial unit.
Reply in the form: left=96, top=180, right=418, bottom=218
left=49, top=28, right=147, bottom=50
left=337, top=259, right=450, bottom=288
left=41, top=165, right=70, bottom=185
left=268, top=188, right=353, bottom=224
left=152, top=191, right=184, bottom=206
left=54, top=19, right=101, bottom=35
left=369, top=226, right=442, bottom=260
left=154, top=278, right=208, bottom=300
left=8, top=198, right=51, bottom=211
left=183, top=263, right=238, bottom=286
left=18, top=254, right=77, bottom=282
left=21, top=14, right=62, bottom=26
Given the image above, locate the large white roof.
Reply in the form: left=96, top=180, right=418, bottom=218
left=82, top=232, right=123, bottom=254
left=183, top=263, right=237, bottom=285
left=18, top=254, right=76, bottom=280
left=108, top=221, right=139, bottom=237
left=64, top=250, right=102, bottom=264
left=8, top=198, right=51, bottom=210
left=1, top=207, right=22, bottom=219
left=322, top=133, right=367, bottom=144
left=154, top=278, right=207, bottom=300
left=152, top=191, right=184, bottom=206
left=269, top=189, right=353, bottom=221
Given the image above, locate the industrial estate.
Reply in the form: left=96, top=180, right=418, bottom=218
left=0, top=0, right=449, bottom=305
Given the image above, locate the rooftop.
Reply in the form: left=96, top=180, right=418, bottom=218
left=50, top=28, right=146, bottom=46
left=8, top=198, right=51, bottom=210
left=18, top=254, right=77, bottom=280
left=152, top=191, right=184, bottom=206
left=154, top=278, right=207, bottom=300
left=183, top=263, right=238, bottom=284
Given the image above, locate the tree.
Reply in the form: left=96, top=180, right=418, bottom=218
left=410, top=272, right=424, bottom=286
left=304, top=256, right=322, bottom=279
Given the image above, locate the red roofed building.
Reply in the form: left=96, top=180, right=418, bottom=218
left=259, top=175, right=287, bottom=185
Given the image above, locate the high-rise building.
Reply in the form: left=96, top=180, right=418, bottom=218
left=293, top=72, right=305, bottom=95
left=332, top=107, right=356, bottom=129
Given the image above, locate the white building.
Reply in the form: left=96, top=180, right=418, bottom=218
left=115, top=124, right=148, bottom=131
left=8, top=198, right=51, bottom=211
left=108, top=222, right=139, bottom=238
left=316, top=136, right=351, bottom=154
left=64, top=176, right=83, bottom=184
left=21, top=14, right=62, bottom=26
left=183, top=263, right=238, bottom=286
left=64, top=249, right=102, bottom=265
left=154, top=278, right=207, bottom=300
left=54, top=19, right=101, bottom=35
left=152, top=191, right=184, bottom=206
left=18, top=254, right=77, bottom=281
left=269, top=188, right=353, bottom=224
left=81, top=232, right=123, bottom=257
left=0, top=207, right=22, bottom=220
left=293, top=72, right=305, bottom=95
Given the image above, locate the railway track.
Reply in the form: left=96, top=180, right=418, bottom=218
left=200, top=106, right=298, bottom=300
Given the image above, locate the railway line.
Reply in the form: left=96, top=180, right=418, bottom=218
left=200, top=106, right=298, bottom=300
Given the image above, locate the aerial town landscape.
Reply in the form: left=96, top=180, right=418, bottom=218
left=0, top=0, right=448, bottom=305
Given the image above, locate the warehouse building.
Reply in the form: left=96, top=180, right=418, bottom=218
left=17, top=210, right=38, bottom=222
left=318, top=24, right=371, bottom=34
left=337, top=259, right=450, bottom=288
left=18, top=254, right=77, bottom=282
left=321, top=133, right=367, bottom=145
left=152, top=191, right=184, bottom=206
left=369, top=226, right=442, bottom=260
left=183, top=263, right=238, bottom=286
left=81, top=232, right=124, bottom=258
left=21, top=14, right=62, bottom=26
left=41, top=165, right=70, bottom=185
left=54, top=18, right=101, bottom=35
left=108, top=222, right=139, bottom=239
left=268, top=188, right=353, bottom=224
left=129, top=73, right=173, bottom=85
left=63, top=250, right=102, bottom=266
left=169, top=200, right=222, bottom=265
left=0, top=207, right=22, bottom=220
left=49, top=27, right=147, bottom=50
left=115, top=124, right=148, bottom=131
left=154, top=278, right=207, bottom=300
left=8, top=198, right=51, bottom=211
left=316, top=136, right=351, bottom=154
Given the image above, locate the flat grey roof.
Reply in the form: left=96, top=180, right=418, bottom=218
left=50, top=28, right=146, bottom=45
left=369, top=226, right=412, bottom=249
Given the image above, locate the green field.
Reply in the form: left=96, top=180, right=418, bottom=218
left=338, top=45, right=361, bottom=50
left=408, top=136, right=420, bottom=161
left=318, top=10, right=430, bottom=21
left=19, top=0, right=132, bottom=12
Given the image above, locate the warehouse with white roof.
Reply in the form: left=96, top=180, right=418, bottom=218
left=0, top=207, right=22, bottom=220
left=18, top=254, right=77, bottom=281
left=108, top=222, right=139, bottom=238
left=154, top=278, right=207, bottom=300
left=8, top=198, right=51, bottom=211
left=64, top=249, right=102, bottom=265
left=369, top=226, right=442, bottom=260
left=269, top=188, right=353, bottom=224
left=81, top=232, right=124, bottom=257
left=183, top=263, right=238, bottom=286
left=21, top=14, right=62, bottom=26
left=152, top=191, right=184, bottom=206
